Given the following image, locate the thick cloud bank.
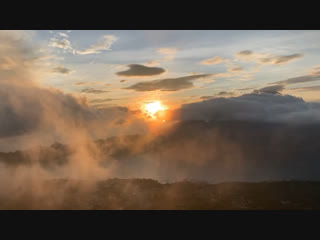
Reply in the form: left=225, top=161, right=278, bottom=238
left=175, top=93, right=320, bottom=124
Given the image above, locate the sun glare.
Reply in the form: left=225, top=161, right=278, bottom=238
left=143, top=101, right=165, bottom=119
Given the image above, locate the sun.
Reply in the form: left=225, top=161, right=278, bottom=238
left=143, top=101, right=166, bottom=119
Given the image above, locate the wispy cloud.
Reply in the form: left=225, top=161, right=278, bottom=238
left=52, top=65, right=73, bottom=75
left=125, top=74, right=213, bottom=92
left=290, top=85, right=320, bottom=92
left=76, top=35, right=118, bottom=55
left=273, top=75, right=320, bottom=85
left=201, top=91, right=236, bottom=100
left=157, top=48, right=177, bottom=61
left=235, top=50, right=304, bottom=65
left=48, top=38, right=73, bottom=52
left=81, top=88, right=109, bottom=94
left=146, top=48, right=177, bottom=66
left=49, top=35, right=118, bottom=55
left=227, top=66, right=243, bottom=72
left=201, top=56, right=225, bottom=65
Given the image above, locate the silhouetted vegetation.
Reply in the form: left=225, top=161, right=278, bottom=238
left=1, top=179, right=320, bottom=209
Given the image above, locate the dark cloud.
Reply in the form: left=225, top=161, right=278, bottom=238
left=261, top=53, right=304, bottom=65
left=228, top=66, right=243, bottom=72
left=273, top=75, right=320, bottom=85
left=237, top=50, right=252, bottom=56
left=75, top=82, right=88, bottom=85
left=174, top=93, right=320, bottom=124
left=52, top=66, right=72, bottom=75
left=116, top=64, right=165, bottom=77
left=236, top=50, right=304, bottom=65
left=125, top=74, right=212, bottom=92
left=201, top=91, right=236, bottom=100
left=291, top=85, right=320, bottom=92
left=200, top=96, right=214, bottom=100
left=254, top=84, right=285, bottom=94
left=81, top=88, right=109, bottom=94
left=120, top=80, right=127, bottom=83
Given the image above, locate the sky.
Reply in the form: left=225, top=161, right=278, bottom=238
left=2, top=30, right=320, bottom=185
left=27, top=30, right=320, bottom=109
left=2, top=30, right=320, bottom=152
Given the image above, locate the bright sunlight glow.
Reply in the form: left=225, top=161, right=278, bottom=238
left=143, top=101, right=165, bottom=119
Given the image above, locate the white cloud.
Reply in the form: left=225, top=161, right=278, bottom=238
left=48, top=38, right=73, bottom=52
left=57, top=32, right=69, bottom=38
left=76, top=35, right=118, bottom=55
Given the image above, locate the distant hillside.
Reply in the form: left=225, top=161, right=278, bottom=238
left=1, top=179, right=320, bottom=210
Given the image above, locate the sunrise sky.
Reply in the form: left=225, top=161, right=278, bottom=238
left=2, top=29, right=320, bottom=187
left=29, top=30, right=320, bottom=110
left=2, top=30, right=320, bottom=152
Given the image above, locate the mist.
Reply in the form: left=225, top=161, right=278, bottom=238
left=1, top=31, right=320, bottom=209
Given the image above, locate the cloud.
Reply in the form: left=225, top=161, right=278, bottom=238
left=237, top=87, right=255, bottom=91
left=201, top=56, right=225, bottom=65
left=174, top=92, right=320, bottom=124
left=257, top=72, right=320, bottom=95
left=253, top=84, right=285, bottom=94
left=57, top=32, right=69, bottom=38
left=52, top=65, right=73, bottom=75
left=75, top=82, right=90, bottom=85
left=116, top=64, right=166, bottom=77
left=125, top=74, right=213, bottom=92
left=120, top=80, right=127, bottom=83
left=228, top=66, right=243, bottom=72
left=237, top=50, right=253, bottom=56
left=290, top=85, right=320, bottom=92
left=235, top=50, right=304, bottom=65
left=145, top=61, right=160, bottom=67
left=157, top=48, right=177, bottom=61
left=0, top=31, right=148, bottom=153
left=48, top=38, right=73, bottom=51
left=81, top=88, right=109, bottom=94
left=260, top=54, right=304, bottom=65
left=201, top=91, right=236, bottom=100
left=145, top=48, right=177, bottom=66
left=49, top=35, right=117, bottom=55
left=309, top=65, right=320, bottom=76
left=273, top=75, right=320, bottom=85
left=76, top=35, right=117, bottom=55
